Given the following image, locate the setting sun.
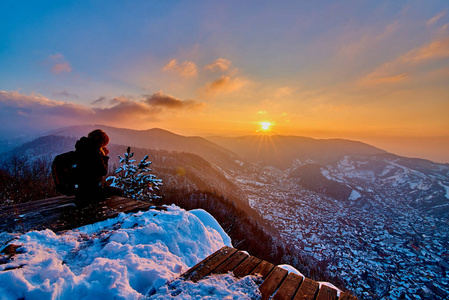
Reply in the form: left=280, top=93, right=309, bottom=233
left=260, top=122, right=271, bottom=131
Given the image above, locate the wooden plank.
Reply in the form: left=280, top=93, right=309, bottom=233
left=117, top=201, right=152, bottom=214
left=1, top=244, right=22, bottom=255
left=1, top=202, right=77, bottom=233
left=181, top=247, right=223, bottom=278
left=272, top=272, right=304, bottom=300
left=0, top=195, right=73, bottom=211
left=182, top=246, right=237, bottom=282
left=338, top=292, right=357, bottom=300
left=0, top=196, right=74, bottom=218
left=293, top=278, right=319, bottom=300
left=0, top=194, right=163, bottom=233
left=214, top=250, right=249, bottom=274
left=317, top=285, right=338, bottom=300
left=233, top=255, right=262, bottom=278
left=105, top=197, right=133, bottom=209
left=259, top=266, right=289, bottom=300
left=249, top=260, right=275, bottom=278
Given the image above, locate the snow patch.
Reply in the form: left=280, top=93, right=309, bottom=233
left=0, top=205, right=231, bottom=299
left=149, top=273, right=262, bottom=299
left=439, top=181, right=449, bottom=199
left=349, top=190, right=362, bottom=200
left=278, top=264, right=305, bottom=278
left=319, top=282, right=343, bottom=297
left=189, top=209, right=233, bottom=247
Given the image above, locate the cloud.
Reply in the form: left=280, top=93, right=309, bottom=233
left=0, top=90, right=205, bottom=134
left=48, top=53, right=72, bottom=74
left=162, top=59, right=198, bottom=78
left=92, top=96, right=107, bottom=105
left=360, top=73, right=409, bottom=86
left=427, top=11, right=446, bottom=27
left=274, top=86, right=294, bottom=98
left=0, top=91, right=92, bottom=135
left=52, top=62, right=71, bottom=74
left=205, top=58, right=232, bottom=72
left=52, top=89, right=78, bottom=98
left=339, top=21, right=399, bottom=58
left=359, top=37, right=449, bottom=86
left=145, top=91, right=205, bottom=110
left=401, top=37, right=449, bottom=63
left=200, top=76, right=246, bottom=98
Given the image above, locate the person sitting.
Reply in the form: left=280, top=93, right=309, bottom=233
left=74, top=129, right=122, bottom=206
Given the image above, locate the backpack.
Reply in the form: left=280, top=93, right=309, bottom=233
left=51, top=151, right=79, bottom=195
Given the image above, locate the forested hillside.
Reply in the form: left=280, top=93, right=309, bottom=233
left=0, top=134, right=345, bottom=287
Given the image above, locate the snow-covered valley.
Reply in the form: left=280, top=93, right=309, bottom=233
left=230, top=155, right=449, bottom=299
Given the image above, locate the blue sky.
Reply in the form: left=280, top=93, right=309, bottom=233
left=1, top=1, right=448, bottom=162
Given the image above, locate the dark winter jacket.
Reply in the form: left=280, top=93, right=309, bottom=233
left=74, top=137, right=109, bottom=197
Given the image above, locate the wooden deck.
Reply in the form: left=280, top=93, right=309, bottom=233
left=1, top=198, right=356, bottom=299
left=181, top=246, right=357, bottom=300
left=0, top=195, right=164, bottom=233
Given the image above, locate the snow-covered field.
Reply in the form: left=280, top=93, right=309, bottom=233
left=0, top=205, right=261, bottom=299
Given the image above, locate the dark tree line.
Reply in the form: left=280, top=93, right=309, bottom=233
left=0, top=156, right=58, bottom=206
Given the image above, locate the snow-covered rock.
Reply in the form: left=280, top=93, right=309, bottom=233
left=0, top=205, right=234, bottom=299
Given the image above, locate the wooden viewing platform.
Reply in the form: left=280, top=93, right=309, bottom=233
left=181, top=246, right=357, bottom=300
left=1, top=197, right=357, bottom=299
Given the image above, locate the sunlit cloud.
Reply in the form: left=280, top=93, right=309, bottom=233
left=401, top=37, right=449, bottom=63
left=48, top=53, right=72, bottom=74
left=200, top=75, right=246, bottom=98
left=258, top=110, right=267, bottom=115
left=360, top=73, right=409, bottom=86
left=52, top=62, right=71, bottom=74
left=145, top=91, right=205, bottom=110
left=339, top=21, right=399, bottom=57
left=359, top=37, right=449, bottom=86
left=205, top=58, right=232, bottom=72
left=274, top=86, right=294, bottom=98
left=0, top=90, right=205, bottom=133
left=427, top=11, right=446, bottom=27
left=162, top=59, right=198, bottom=78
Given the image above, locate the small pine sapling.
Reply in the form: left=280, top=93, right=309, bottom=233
left=107, top=147, right=162, bottom=201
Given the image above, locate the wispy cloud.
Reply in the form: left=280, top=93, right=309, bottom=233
left=200, top=76, right=246, bottom=98
left=401, top=38, right=449, bottom=63
left=274, top=86, right=294, bottom=98
left=48, top=53, right=72, bottom=74
left=339, top=21, right=399, bottom=58
left=427, top=11, right=446, bottom=27
left=360, top=73, right=409, bottom=86
left=359, top=37, right=449, bottom=86
left=52, top=89, right=78, bottom=98
left=205, top=58, right=231, bottom=72
left=162, top=59, right=198, bottom=78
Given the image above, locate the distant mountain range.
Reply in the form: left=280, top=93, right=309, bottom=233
left=207, top=134, right=387, bottom=170
left=3, top=124, right=449, bottom=218
left=49, top=125, right=243, bottom=173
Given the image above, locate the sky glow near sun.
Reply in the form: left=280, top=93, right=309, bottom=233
left=0, top=1, right=448, bottom=162
left=260, top=122, right=271, bottom=131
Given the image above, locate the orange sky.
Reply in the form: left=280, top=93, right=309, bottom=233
left=0, top=1, right=448, bottom=162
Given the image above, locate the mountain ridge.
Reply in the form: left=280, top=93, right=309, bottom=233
left=206, top=134, right=388, bottom=170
